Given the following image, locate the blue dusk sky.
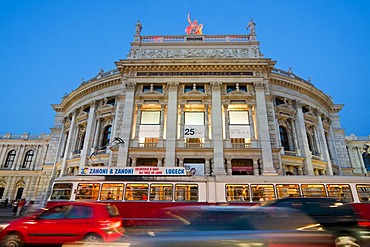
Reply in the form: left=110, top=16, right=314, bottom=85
left=0, top=0, right=369, bottom=137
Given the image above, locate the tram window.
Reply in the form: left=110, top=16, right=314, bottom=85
left=150, top=184, right=173, bottom=201
left=76, top=183, right=100, bottom=200
left=251, top=184, right=275, bottom=202
left=100, top=183, right=124, bottom=201
left=226, top=184, right=249, bottom=202
left=301, top=184, right=326, bottom=198
left=276, top=184, right=300, bottom=198
left=125, top=183, right=149, bottom=201
left=326, top=184, right=353, bottom=202
left=356, top=184, right=370, bottom=202
left=175, top=184, right=198, bottom=201
left=50, top=183, right=73, bottom=200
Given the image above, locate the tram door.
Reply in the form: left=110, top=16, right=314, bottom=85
left=15, top=188, right=24, bottom=200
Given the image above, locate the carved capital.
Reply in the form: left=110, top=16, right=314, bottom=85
left=253, top=81, right=265, bottom=91
left=125, top=82, right=136, bottom=92
left=167, top=81, right=179, bottom=92
left=210, top=81, right=222, bottom=92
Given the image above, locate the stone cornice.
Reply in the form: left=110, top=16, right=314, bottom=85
left=270, top=75, right=333, bottom=111
left=58, top=74, right=121, bottom=112
left=115, top=59, right=276, bottom=75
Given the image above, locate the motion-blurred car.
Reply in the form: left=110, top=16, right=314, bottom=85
left=0, top=201, right=124, bottom=247
left=261, top=197, right=370, bottom=247
left=121, top=205, right=339, bottom=247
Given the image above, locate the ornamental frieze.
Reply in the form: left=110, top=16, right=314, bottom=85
left=128, top=48, right=261, bottom=59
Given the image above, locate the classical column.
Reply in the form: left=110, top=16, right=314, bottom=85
left=60, top=111, right=77, bottom=177
left=14, top=145, right=24, bottom=170
left=253, top=81, right=276, bottom=174
left=132, top=104, right=142, bottom=148
left=79, top=102, right=97, bottom=170
left=204, top=104, right=209, bottom=140
left=290, top=118, right=301, bottom=155
left=223, top=104, right=232, bottom=148
left=294, top=101, right=314, bottom=175
left=210, top=81, right=226, bottom=174
left=247, top=104, right=256, bottom=146
left=165, top=82, right=179, bottom=167
left=179, top=104, right=185, bottom=142
left=159, top=104, right=165, bottom=142
left=317, top=114, right=333, bottom=175
left=117, top=82, right=136, bottom=166
left=253, top=159, right=260, bottom=175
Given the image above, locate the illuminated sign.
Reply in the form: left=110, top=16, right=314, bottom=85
left=184, top=125, right=204, bottom=138
left=80, top=166, right=187, bottom=176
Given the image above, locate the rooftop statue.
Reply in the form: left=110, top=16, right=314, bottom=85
left=135, top=20, right=142, bottom=36
left=247, top=19, right=256, bottom=34
left=185, top=13, right=203, bottom=35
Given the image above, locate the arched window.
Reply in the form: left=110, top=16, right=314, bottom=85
left=74, top=130, right=85, bottom=154
left=279, top=126, right=290, bottom=151
left=101, top=125, right=112, bottom=148
left=22, top=150, right=34, bottom=168
left=4, top=150, right=16, bottom=168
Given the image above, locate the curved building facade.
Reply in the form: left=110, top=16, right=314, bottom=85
left=2, top=23, right=367, bottom=205
left=49, top=26, right=352, bottom=183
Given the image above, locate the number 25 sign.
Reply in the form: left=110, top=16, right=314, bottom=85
left=184, top=125, right=204, bottom=138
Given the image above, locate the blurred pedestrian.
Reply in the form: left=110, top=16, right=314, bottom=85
left=12, top=200, right=18, bottom=216
left=17, top=198, right=26, bottom=216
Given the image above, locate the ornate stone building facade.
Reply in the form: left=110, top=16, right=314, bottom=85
left=345, top=134, right=370, bottom=175
left=0, top=133, right=53, bottom=203
left=1, top=22, right=368, bottom=204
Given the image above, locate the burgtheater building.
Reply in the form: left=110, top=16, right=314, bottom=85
left=0, top=21, right=368, bottom=204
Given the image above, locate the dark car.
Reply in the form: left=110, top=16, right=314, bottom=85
left=261, top=197, right=370, bottom=246
left=0, top=202, right=124, bottom=247
left=121, top=205, right=338, bottom=247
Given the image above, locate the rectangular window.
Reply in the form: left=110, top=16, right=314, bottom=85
left=226, top=184, right=249, bottom=202
left=50, top=183, right=73, bottom=200
left=175, top=184, right=198, bottom=201
left=326, top=184, right=353, bottom=202
left=184, top=112, right=204, bottom=125
left=150, top=184, right=173, bottom=201
left=125, top=183, right=149, bottom=201
left=141, top=111, right=160, bottom=125
left=276, top=184, right=301, bottom=198
left=229, top=111, right=249, bottom=125
left=301, top=184, right=326, bottom=198
left=100, top=183, right=124, bottom=201
left=76, top=183, right=100, bottom=200
left=251, top=184, right=275, bottom=202
left=356, top=184, right=370, bottom=202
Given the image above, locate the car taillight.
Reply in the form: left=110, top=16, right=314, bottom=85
left=358, top=220, right=370, bottom=228
left=99, top=219, right=122, bottom=229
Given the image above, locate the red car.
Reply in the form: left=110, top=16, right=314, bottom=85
left=0, top=201, right=124, bottom=247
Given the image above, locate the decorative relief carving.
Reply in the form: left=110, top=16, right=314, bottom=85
left=128, top=48, right=255, bottom=59
left=275, top=103, right=296, bottom=119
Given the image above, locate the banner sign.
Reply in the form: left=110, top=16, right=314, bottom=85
left=229, top=125, right=251, bottom=138
left=184, top=163, right=205, bottom=176
left=80, top=166, right=187, bottom=176
left=184, top=125, right=204, bottom=138
left=139, top=125, right=160, bottom=138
